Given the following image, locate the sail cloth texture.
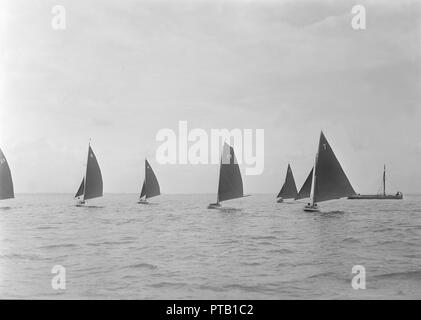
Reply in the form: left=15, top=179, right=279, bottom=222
left=140, top=180, right=146, bottom=199
left=75, top=178, right=85, bottom=198
left=75, top=145, right=103, bottom=201
left=0, top=148, right=14, bottom=200
left=313, top=132, right=355, bottom=203
left=296, top=168, right=313, bottom=200
left=277, top=164, right=298, bottom=199
left=217, top=143, right=244, bottom=202
left=140, top=159, right=160, bottom=199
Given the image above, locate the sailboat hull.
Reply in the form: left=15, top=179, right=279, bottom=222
left=276, top=198, right=284, bottom=203
left=76, top=200, right=86, bottom=207
left=304, top=204, right=320, bottom=212
left=207, top=203, right=221, bottom=209
left=348, top=193, right=403, bottom=200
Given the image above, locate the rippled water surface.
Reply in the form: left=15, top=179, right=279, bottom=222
left=0, top=194, right=420, bottom=299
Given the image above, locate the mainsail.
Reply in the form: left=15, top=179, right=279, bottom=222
left=217, top=143, right=244, bottom=202
left=139, top=159, right=160, bottom=200
left=75, top=144, right=103, bottom=201
left=277, top=164, right=298, bottom=199
left=295, top=168, right=313, bottom=200
left=312, top=132, right=355, bottom=203
left=0, top=148, right=14, bottom=200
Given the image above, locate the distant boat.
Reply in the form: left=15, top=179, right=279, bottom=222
left=304, top=131, right=356, bottom=212
left=295, top=168, right=313, bottom=200
left=75, top=142, right=103, bottom=205
left=348, top=165, right=403, bottom=200
left=208, top=143, right=246, bottom=209
left=0, top=148, right=14, bottom=201
left=138, top=159, right=160, bottom=204
left=276, top=164, right=298, bottom=203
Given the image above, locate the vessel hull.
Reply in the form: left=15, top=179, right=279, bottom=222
left=348, top=194, right=403, bottom=200
left=207, top=203, right=221, bottom=209
left=304, top=204, right=320, bottom=212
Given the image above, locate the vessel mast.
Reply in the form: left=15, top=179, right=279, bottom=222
left=383, top=164, right=386, bottom=196
left=310, top=152, right=317, bottom=206
left=83, top=139, right=91, bottom=202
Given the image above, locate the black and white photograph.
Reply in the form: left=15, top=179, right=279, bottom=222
left=0, top=0, right=420, bottom=307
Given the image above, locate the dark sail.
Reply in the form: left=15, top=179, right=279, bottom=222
left=313, top=132, right=355, bottom=203
left=140, top=180, right=146, bottom=199
left=83, top=145, right=103, bottom=200
left=217, top=143, right=243, bottom=202
left=277, top=164, right=298, bottom=199
left=296, top=168, right=313, bottom=200
left=141, top=159, right=160, bottom=199
left=75, top=178, right=85, bottom=198
left=0, top=148, right=14, bottom=200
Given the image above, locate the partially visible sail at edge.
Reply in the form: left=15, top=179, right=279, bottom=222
left=277, top=164, right=298, bottom=199
left=313, top=132, right=355, bottom=203
left=139, top=159, right=160, bottom=200
left=295, top=168, right=313, bottom=200
left=0, top=148, right=14, bottom=200
left=75, top=144, right=103, bottom=201
left=217, top=143, right=244, bottom=202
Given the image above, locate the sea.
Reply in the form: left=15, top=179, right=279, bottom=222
left=0, top=194, right=420, bottom=299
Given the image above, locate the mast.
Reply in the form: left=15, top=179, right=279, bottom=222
left=310, top=152, right=318, bottom=206
left=82, top=139, right=91, bottom=202
left=144, top=158, right=147, bottom=200
left=216, top=149, right=222, bottom=204
left=309, top=131, right=320, bottom=206
left=383, top=164, right=386, bottom=196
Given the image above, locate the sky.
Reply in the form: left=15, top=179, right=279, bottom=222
left=0, top=0, right=420, bottom=194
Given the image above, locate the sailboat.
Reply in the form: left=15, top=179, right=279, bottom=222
left=348, top=165, right=403, bottom=200
left=0, top=148, right=14, bottom=201
left=75, top=142, right=103, bottom=205
left=276, top=164, right=298, bottom=203
left=295, top=168, right=313, bottom=200
left=208, top=142, right=246, bottom=209
left=138, top=159, right=160, bottom=204
left=304, top=131, right=356, bottom=212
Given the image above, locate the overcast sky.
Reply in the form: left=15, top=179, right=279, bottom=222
left=0, top=0, right=420, bottom=194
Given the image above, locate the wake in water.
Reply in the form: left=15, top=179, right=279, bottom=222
left=125, top=262, right=158, bottom=270
left=74, top=205, right=105, bottom=209
left=216, top=207, right=243, bottom=213
left=373, top=270, right=421, bottom=281
left=321, top=210, right=345, bottom=215
left=306, top=210, right=346, bottom=216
